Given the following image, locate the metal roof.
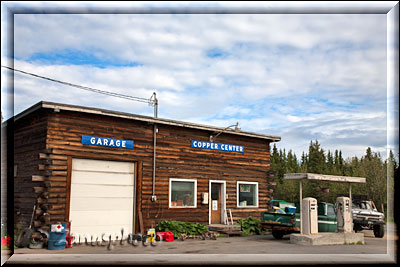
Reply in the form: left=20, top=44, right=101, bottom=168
left=13, top=101, right=281, bottom=142
left=284, top=173, right=366, bottom=183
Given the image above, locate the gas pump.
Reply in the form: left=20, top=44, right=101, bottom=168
left=301, top=197, right=318, bottom=235
left=336, top=197, right=352, bottom=233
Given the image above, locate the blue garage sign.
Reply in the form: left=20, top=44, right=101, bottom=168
left=191, top=140, right=244, bottom=153
left=81, top=135, right=134, bottom=149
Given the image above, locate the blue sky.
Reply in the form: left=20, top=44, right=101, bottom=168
left=1, top=2, right=398, bottom=161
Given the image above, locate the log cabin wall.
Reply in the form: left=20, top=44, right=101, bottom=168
left=13, top=110, right=49, bottom=230
left=45, top=109, right=154, bottom=232
left=13, top=104, right=277, bottom=233
left=1, top=122, right=9, bottom=228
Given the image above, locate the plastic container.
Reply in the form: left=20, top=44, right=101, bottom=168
left=48, top=223, right=67, bottom=250
left=164, top=232, right=174, bottom=242
left=156, top=232, right=164, bottom=241
left=65, top=222, right=73, bottom=248
left=147, top=228, right=155, bottom=242
left=156, top=232, right=174, bottom=242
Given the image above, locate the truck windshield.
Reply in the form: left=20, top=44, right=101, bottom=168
left=277, top=209, right=286, bottom=214
left=354, top=202, right=372, bottom=210
left=327, top=205, right=335, bottom=215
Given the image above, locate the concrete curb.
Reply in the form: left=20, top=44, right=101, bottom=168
left=290, top=232, right=365, bottom=245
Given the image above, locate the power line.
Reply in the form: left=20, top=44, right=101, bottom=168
left=1, top=65, right=156, bottom=105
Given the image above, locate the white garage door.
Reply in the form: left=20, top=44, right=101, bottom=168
left=69, top=158, right=135, bottom=240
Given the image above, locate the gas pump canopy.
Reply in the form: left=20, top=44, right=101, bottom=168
left=284, top=173, right=366, bottom=235
left=284, top=173, right=366, bottom=183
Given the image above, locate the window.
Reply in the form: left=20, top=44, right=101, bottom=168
left=169, top=178, right=197, bottom=208
left=14, top=164, right=18, bottom=177
left=318, top=203, right=325, bottom=215
left=237, top=181, right=258, bottom=207
left=327, top=205, right=336, bottom=216
left=276, top=208, right=285, bottom=214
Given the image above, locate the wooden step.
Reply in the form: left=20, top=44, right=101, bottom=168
left=208, top=224, right=242, bottom=237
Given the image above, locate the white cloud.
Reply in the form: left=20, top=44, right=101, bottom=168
left=1, top=7, right=392, bottom=160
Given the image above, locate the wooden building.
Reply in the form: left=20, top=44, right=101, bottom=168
left=9, top=101, right=280, bottom=237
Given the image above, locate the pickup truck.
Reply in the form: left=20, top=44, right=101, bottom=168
left=260, top=200, right=337, bottom=239
left=351, top=195, right=385, bottom=238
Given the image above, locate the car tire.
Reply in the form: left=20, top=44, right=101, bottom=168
left=373, top=224, right=384, bottom=238
left=272, top=230, right=284, bottom=239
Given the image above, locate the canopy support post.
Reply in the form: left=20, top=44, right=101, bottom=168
left=300, top=179, right=303, bottom=235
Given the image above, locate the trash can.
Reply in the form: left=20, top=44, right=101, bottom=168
left=48, top=223, right=67, bottom=250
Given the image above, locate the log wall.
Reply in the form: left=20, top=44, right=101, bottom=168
left=13, top=110, right=48, bottom=230
left=13, top=108, right=276, bottom=232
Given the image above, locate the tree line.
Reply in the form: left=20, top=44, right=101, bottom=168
left=270, top=140, right=398, bottom=216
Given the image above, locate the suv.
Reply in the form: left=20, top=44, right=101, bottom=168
left=351, top=195, right=385, bottom=238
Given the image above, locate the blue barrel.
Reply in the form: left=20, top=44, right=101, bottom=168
left=48, top=223, right=67, bottom=250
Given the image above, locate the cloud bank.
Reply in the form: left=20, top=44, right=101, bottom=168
left=1, top=4, right=394, bottom=160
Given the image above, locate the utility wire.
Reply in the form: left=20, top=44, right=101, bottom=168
left=1, top=65, right=155, bottom=105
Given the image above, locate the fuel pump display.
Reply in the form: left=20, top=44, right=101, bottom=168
left=301, top=197, right=318, bottom=235
left=336, top=197, right=352, bottom=233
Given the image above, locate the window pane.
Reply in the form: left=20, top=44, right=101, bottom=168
left=318, top=204, right=325, bottom=215
left=171, top=181, right=195, bottom=207
left=211, top=184, right=219, bottom=200
left=238, top=183, right=256, bottom=207
left=328, top=205, right=335, bottom=215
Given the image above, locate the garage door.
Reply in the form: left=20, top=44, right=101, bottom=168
left=69, top=158, right=135, bottom=240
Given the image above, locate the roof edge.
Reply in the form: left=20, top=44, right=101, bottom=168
left=14, top=101, right=281, bottom=142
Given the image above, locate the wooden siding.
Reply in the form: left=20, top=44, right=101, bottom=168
left=1, top=123, right=9, bottom=227
left=13, top=110, right=48, bottom=229
left=14, top=108, right=276, bottom=232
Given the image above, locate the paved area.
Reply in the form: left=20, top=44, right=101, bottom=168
left=2, top=223, right=397, bottom=265
left=7, top=230, right=393, bottom=254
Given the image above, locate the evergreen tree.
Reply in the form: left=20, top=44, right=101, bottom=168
left=286, top=150, right=299, bottom=173
left=270, top=141, right=389, bottom=212
left=327, top=150, right=334, bottom=174
left=307, top=140, right=326, bottom=174
left=300, top=151, right=308, bottom=172
left=303, top=140, right=326, bottom=198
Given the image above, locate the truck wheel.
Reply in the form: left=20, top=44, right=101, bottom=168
left=354, top=224, right=362, bottom=233
left=272, top=231, right=284, bottom=239
left=373, top=225, right=384, bottom=238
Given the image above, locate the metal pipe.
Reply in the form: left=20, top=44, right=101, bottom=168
left=152, top=93, right=158, bottom=201
left=300, top=180, right=303, bottom=235
left=153, top=92, right=158, bottom=118
left=349, top=183, right=352, bottom=227
left=152, top=123, right=157, bottom=199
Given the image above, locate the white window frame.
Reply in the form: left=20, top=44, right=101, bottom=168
left=169, top=178, right=197, bottom=208
left=236, top=181, right=259, bottom=208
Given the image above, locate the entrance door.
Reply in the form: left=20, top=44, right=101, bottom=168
left=211, top=183, right=222, bottom=224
